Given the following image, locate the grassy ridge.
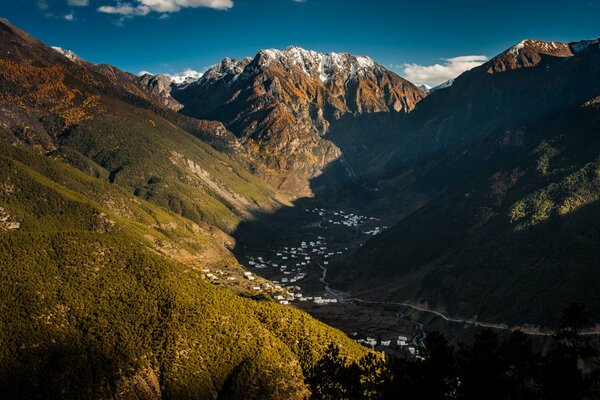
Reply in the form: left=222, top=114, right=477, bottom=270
left=59, top=99, right=278, bottom=233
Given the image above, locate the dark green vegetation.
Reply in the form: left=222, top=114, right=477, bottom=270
left=0, top=18, right=373, bottom=399
left=332, top=41, right=600, bottom=328
left=0, top=232, right=370, bottom=399
left=0, top=133, right=370, bottom=399
left=307, top=304, right=600, bottom=400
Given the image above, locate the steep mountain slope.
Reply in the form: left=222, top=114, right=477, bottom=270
left=138, top=72, right=183, bottom=111
left=329, top=39, right=600, bottom=182
left=331, top=40, right=600, bottom=328
left=0, top=18, right=281, bottom=235
left=172, top=46, right=425, bottom=195
left=393, top=38, right=600, bottom=161
left=0, top=135, right=369, bottom=400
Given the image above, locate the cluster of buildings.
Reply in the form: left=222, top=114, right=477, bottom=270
left=357, top=335, right=410, bottom=349
left=305, top=207, right=379, bottom=228
left=363, top=226, right=389, bottom=236
left=201, top=268, right=237, bottom=284
left=241, top=207, right=392, bottom=306
left=245, top=234, right=341, bottom=305
left=356, top=335, right=422, bottom=358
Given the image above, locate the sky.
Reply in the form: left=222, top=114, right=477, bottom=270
left=1, top=0, right=599, bottom=86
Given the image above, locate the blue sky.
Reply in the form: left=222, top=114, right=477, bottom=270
left=1, top=0, right=599, bottom=86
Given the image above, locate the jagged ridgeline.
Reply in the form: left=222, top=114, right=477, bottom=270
left=0, top=18, right=370, bottom=399
left=171, top=46, right=425, bottom=195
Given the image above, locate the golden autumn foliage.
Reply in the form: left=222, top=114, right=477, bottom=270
left=0, top=60, right=103, bottom=129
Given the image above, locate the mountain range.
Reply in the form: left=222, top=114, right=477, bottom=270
left=1, top=14, right=600, bottom=398
left=169, top=46, right=425, bottom=195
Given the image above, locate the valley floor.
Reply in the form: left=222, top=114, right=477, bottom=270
left=233, top=198, right=430, bottom=356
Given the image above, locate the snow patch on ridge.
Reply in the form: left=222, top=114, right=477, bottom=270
left=257, top=46, right=379, bottom=83
left=51, top=46, right=82, bottom=62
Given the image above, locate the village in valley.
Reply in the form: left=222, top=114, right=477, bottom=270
left=207, top=204, right=425, bottom=357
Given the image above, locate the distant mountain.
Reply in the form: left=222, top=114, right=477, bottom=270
left=331, top=38, right=600, bottom=328
left=486, top=39, right=574, bottom=73
left=138, top=73, right=184, bottom=111
left=51, top=45, right=83, bottom=62
left=338, top=38, right=600, bottom=175
left=172, top=46, right=426, bottom=195
left=166, top=68, right=204, bottom=86
left=430, top=78, right=454, bottom=92
left=417, top=84, right=432, bottom=93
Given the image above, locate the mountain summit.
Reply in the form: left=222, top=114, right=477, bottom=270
left=487, top=38, right=599, bottom=73
left=172, top=46, right=425, bottom=194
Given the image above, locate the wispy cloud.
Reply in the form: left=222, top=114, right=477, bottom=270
left=402, top=55, right=488, bottom=86
left=38, top=1, right=80, bottom=21
left=97, top=0, right=233, bottom=17
left=68, top=0, right=90, bottom=6
left=98, top=2, right=151, bottom=16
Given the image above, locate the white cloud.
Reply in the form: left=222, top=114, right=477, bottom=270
left=68, top=0, right=90, bottom=6
left=98, top=0, right=233, bottom=16
left=98, top=3, right=151, bottom=15
left=64, top=13, right=76, bottom=20
left=402, top=55, right=488, bottom=86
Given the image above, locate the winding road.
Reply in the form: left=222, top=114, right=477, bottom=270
left=318, top=263, right=600, bottom=339
left=349, top=298, right=600, bottom=337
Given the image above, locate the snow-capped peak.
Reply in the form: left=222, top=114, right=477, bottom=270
left=503, top=39, right=572, bottom=61
left=199, top=57, right=252, bottom=83
left=166, top=69, right=204, bottom=86
left=257, top=46, right=379, bottom=83
left=51, top=46, right=82, bottom=62
left=432, top=78, right=455, bottom=91
left=138, top=69, right=204, bottom=87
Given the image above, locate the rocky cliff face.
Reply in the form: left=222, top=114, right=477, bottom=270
left=172, top=46, right=425, bottom=195
left=138, top=73, right=183, bottom=111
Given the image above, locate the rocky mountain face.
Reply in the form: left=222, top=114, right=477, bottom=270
left=331, top=38, right=600, bottom=328
left=486, top=39, right=574, bottom=73
left=138, top=73, right=183, bottom=111
left=172, top=46, right=425, bottom=195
